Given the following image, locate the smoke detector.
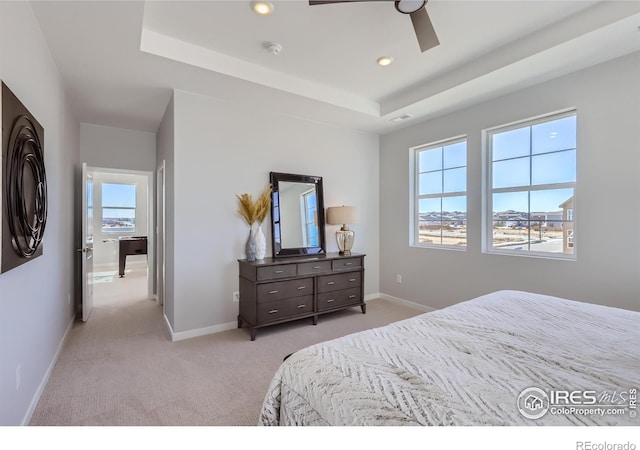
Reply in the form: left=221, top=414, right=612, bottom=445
left=390, top=114, right=413, bottom=123
left=263, top=42, right=282, bottom=55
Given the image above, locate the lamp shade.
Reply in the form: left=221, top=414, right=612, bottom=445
left=326, top=206, right=359, bottom=225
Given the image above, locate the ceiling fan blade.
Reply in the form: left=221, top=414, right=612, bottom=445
left=309, top=1, right=357, bottom=4
left=309, top=0, right=372, bottom=5
left=410, top=7, right=439, bottom=52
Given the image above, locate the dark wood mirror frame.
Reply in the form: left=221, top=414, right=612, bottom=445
left=270, top=172, right=326, bottom=258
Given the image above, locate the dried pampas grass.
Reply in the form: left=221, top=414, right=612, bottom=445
left=236, top=193, right=256, bottom=226
left=255, top=185, right=272, bottom=224
left=236, top=184, right=271, bottom=226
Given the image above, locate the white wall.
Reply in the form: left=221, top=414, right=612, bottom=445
left=0, top=2, right=80, bottom=425
left=80, top=123, right=156, bottom=172
left=169, top=89, right=379, bottom=334
left=380, top=52, right=640, bottom=311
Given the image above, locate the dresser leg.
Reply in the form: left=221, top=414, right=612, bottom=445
left=361, top=304, right=366, bottom=314
left=312, top=315, right=318, bottom=325
left=250, top=328, right=256, bottom=341
left=237, top=316, right=243, bottom=328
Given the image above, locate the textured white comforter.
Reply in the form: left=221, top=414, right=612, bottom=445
left=259, top=290, right=640, bottom=426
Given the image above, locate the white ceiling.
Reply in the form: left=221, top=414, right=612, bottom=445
left=30, top=1, right=640, bottom=135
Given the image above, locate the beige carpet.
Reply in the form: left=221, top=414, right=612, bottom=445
left=29, top=267, right=424, bottom=426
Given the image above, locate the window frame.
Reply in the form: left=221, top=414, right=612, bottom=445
left=410, top=135, right=468, bottom=250
left=300, top=188, right=319, bottom=247
left=101, top=182, right=137, bottom=233
left=483, top=109, right=577, bottom=260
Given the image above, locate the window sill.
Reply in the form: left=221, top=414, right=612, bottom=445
left=483, top=249, right=576, bottom=261
left=410, top=244, right=467, bottom=252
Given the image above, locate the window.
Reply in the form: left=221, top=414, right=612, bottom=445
left=301, top=189, right=319, bottom=247
left=412, top=137, right=467, bottom=248
left=101, top=183, right=136, bottom=232
left=485, top=111, right=576, bottom=257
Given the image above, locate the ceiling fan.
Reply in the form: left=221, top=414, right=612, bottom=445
left=309, top=0, right=439, bottom=53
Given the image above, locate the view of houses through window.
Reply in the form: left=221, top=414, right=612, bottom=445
left=414, top=137, right=467, bottom=248
left=101, top=182, right=137, bottom=232
left=410, top=110, right=576, bottom=258
left=487, top=111, right=576, bottom=257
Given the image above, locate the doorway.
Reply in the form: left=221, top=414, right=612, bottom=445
left=84, top=166, right=154, bottom=312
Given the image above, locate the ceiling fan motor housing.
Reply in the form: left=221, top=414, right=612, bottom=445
left=395, top=0, right=426, bottom=14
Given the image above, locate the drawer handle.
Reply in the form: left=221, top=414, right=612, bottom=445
left=297, top=286, right=307, bottom=290
left=297, top=304, right=306, bottom=309
left=268, top=309, right=279, bottom=314
left=348, top=278, right=357, bottom=282
left=327, top=281, right=335, bottom=285
left=269, top=290, right=279, bottom=294
left=326, top=299, right=335, bottom=303
left=312, top=266, right=321, bottom=269
left=345, top=262, right=353, bottom=266
left=274, top=270, right=284, bottom=274
left=348, top=295, right=356, bottom=299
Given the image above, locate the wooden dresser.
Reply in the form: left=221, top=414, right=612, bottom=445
left=238, top=253, right=365, bottom=340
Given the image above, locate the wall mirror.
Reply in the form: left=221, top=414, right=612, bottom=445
left=270, top=172, right=326, bottom=258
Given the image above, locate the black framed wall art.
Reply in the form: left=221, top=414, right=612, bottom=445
left=1, top=81, right=47, bottom=274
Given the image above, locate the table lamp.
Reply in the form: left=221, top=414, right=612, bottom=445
left=326, top=206, right=359, bottom=256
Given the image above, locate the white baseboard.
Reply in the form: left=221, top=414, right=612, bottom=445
left=22, top=312, right=76, bottom=426
left=166, top=317, right=237, bottom=342
left=162, top=313, right=174, bottom=339
left=377, top=293, right=436, bottom=313
left=161, top=294, right=433, bottom=343
left=364, top=292, right=380, bottom=302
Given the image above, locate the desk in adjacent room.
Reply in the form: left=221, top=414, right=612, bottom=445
left=118, top=236, right=147, bottom=277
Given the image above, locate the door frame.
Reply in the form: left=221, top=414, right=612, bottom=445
left=157, top=160, right=166, bottom=309
left=86, top=166, right=155, bottom=300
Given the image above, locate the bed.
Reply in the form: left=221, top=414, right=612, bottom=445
left=259, top=290, right=639, bottom=426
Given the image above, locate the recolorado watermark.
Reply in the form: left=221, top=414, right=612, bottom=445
left=517, top=387, right=637, bottom=420
left=576, top=442, right=636, bottom=450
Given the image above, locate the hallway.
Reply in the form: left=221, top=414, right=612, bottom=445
left=92, top=261, right=151, bottom=307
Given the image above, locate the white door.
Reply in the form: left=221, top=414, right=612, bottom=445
left=81, top=163, right=94, bottom=321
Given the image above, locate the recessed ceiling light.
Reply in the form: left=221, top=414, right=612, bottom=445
left=377, top=56, right=394, bottom=67
left=251, top=2, right=274, bottom=16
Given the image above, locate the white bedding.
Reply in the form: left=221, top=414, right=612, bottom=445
left=259, top=290, right=640, bottom=426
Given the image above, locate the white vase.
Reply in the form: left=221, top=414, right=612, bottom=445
left=255, top=224, right=267, bottom=260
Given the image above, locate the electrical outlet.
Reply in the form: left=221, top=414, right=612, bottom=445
left=16, top=365, right=21, bottom=391
left=396, top=274, right=402, bottom=284
left=232, top=291, right=240, bottom=303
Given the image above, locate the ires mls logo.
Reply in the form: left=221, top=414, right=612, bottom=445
left=517, top=387, right=637, bottom=420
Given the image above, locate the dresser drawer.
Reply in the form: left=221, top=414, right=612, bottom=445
left=256, top=278, right=313, bottom=302
left=257, top=296, right=314, bottom=323
left=317, top=288, right=361, bottom=311
left=257, top=264, right=297, bottom=281
left=332, top=257, right=362, bottom=271
left=297, top=260, right=331, bottom=275
left=317, top=271, right=362, bottom=293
